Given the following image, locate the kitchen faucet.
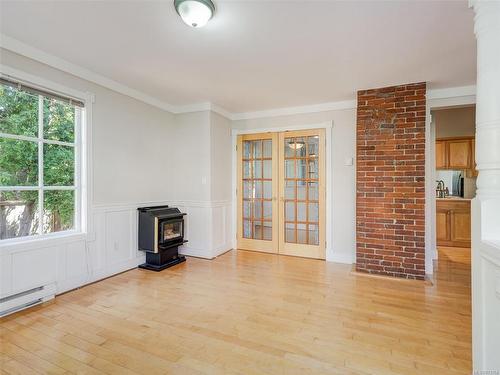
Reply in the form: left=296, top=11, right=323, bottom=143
left=436, top=180, right=448, bottom=198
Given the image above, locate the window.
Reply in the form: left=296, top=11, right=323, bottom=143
left=0, top=78, right=84, bottom=240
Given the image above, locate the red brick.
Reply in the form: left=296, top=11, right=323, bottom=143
left=356, top=82, right=426, bottom=280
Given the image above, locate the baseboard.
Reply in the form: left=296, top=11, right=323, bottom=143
left=179, top=245, right=213, bottom=259
left=327, top=249, right=354, bottom=264
left=179, top=242, right=233, bottom=260
left=57, top=275, right=90, bottom=295
left=350, top=267, right=433, bottom=285
left=212, top=243, right=233, bottom=258
left=57, top=255, right=145, bottom=295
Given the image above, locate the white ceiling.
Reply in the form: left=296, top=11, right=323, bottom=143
left=0, top=0, right=476, bottom=114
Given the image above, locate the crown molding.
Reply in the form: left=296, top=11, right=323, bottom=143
left=233, top=85, right=476, bottom=121
left=230, top=99, right=357, bottom=121
left=209, top=103, right=234, bottom=120
left=172, top=101, right=233, bottom=119
left=0, top=34, right=239, bottom=119
left=1, top=34, right=476, bottom=121
left=172, top=102, right=212, bottom=114
left=0, top=34, right=181, bottom=113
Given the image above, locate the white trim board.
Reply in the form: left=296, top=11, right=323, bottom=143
left=91, top=199, right=231, bottom=212
left=423, top=92, right=477, bottom=275
left=231, top=100, right=357, bottom=121
left=426, top=85, right=476, bottom=100
left=0, top=64, right=94, bottom=104
left=231, top=121, right=333, bottom=136
left=1, top=34, right=477, bottom=121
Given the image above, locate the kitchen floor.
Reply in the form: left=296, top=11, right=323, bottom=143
left=434, top=246, right=471, bottom=284
left=0, top=249, right=471, bottom=374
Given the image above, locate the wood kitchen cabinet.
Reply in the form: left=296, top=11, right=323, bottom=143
left=451, top=209, right=471, bottom=243
left=435, top=137, right=475, bottom=173
left=436, top=199, right=471, bottom=247
left=435, top=141, right=447, bottom=169
left=467, top=138, right=479, bottom=177
left=447, top=139, right=471, bottom=169
left=436, top=208, right=450, bottom=242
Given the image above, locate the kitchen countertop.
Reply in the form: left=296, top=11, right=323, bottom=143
left=436, top=196, right=472, bottom=201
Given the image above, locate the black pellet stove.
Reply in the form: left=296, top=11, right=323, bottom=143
left=138, top=205, right=187, bottom=271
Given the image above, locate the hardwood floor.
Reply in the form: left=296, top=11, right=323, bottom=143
left=0, top=248, right=471, bottom=375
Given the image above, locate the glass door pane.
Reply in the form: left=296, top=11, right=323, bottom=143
left=242, top=139, right=273, bottom=240
left=238, top=130, right=323, bottom=258
left=283, top=135, right=320, bottom=245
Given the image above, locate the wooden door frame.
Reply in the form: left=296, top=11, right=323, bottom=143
left=428, top=101, right=476, bottom=274
left=236, top=133, right=279, bottom=253
left=231, top=122, right=333, bottom=260
left=278, top=129, right=326, bottom=259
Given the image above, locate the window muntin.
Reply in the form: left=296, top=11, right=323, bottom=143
left=0, top=81, right=82, bottom=241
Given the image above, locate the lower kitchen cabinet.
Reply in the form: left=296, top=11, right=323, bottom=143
left=436, top=199, right=471, bottom=247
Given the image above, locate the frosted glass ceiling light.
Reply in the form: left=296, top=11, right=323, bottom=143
left=288, top=141, right=305, bottom=150
left=174, top=0, right=215, bottom=28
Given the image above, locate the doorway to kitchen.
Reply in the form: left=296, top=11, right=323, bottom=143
left=236, top=129, right=326, bottom=259
left=431, top=104, right=475, bottom=274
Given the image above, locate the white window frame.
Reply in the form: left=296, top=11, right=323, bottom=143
left=0, top=65, right=93, bottom=246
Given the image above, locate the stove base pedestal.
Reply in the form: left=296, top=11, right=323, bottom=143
left=139, top=246, right=186, bottom=271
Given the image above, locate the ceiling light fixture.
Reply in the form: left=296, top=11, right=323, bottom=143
left=174, top=0, right=215, bottom=28
left=288, top=141, right=305, bottom=150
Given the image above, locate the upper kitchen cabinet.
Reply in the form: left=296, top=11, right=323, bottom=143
left=436, top=140, right=447, bottom=169
left=435, top=137, right=475, bottom=172
left=467, top=138, right=479, bottom=177
left=448, top=139, right=471, bottom=169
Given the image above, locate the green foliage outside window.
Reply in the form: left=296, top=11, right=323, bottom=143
left=0, top=84, right=77, bottom=240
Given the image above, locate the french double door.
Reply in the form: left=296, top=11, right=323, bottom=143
left=237, top=129, right=326, bottom=259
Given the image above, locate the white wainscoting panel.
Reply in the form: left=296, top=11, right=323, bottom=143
left=12, top=246, right=60, bottom=294
left=59, top=241, right=89, bottom=293
left=105, top=210, right=135, bottom=265
left=0, top=199, right=233, bottom=307
left=179, top=205, right=211, bottom=258
left=0, top=254, right=12, bottom=297
left=211, top=202, right=232, bottom=258
left=177, top=200, right=233, bottom=259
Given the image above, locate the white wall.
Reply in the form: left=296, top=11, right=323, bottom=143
left=1, top=48, right=178, bottom=205
left=433, top=106, right=475, bottom=138
left=0, top=49, right=233, bottom=304
left=172, top=111, right=211, bottom=201
left=166, top=110, right=233, bottom=259
left=210, top=112, right=233, bottom=202
left=232, top=109, right=357, bottom=263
